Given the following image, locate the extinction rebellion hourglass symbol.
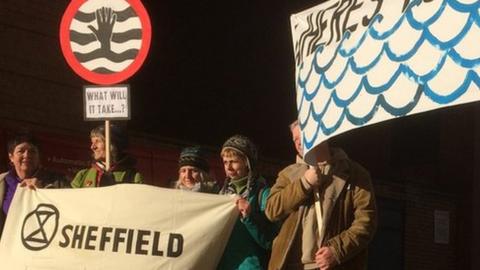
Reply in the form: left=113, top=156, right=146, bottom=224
left=21, top=204, right=60, bottom=251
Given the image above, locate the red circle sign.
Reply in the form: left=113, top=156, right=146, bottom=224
left=60, top=0, right=151, bottom=85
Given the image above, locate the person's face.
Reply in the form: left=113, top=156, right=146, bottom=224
left=179, top=166, right=202, bottom=188
left=223, top=154, right=248, bottom=179
left=292, top=125, right=303, bottom=157
left=8, top=142, right=40, bottom=177
left=90, top=136, right=106, bottom=161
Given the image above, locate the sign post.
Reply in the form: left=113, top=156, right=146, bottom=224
left=83, top=85, right=131, bottom=169
left=105, top=120, right=110, bottom=169
left=60, top=0, right=151, bottom=170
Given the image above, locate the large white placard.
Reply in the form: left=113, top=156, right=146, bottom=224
left=0, top=185, right=238, bottom=270
left=292, top=0, right=480, bottom=164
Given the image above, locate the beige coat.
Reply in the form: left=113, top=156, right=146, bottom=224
left=265, top=149, right=377, bottom=270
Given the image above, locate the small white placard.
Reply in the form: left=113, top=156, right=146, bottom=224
left=434, top=210, right=449, bottom=244
left=83, top=85, right=130, bottom=120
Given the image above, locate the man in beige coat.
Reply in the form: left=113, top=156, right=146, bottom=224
left=265, top=121, right=377, bottom=270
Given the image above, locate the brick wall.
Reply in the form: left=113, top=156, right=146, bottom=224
left=403, top=186, right=456, bottom=270
left=0, top=0, right=87, bottom=132
left=375, top=182, right=457, bottom=270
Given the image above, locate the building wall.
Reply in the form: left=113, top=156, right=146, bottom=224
left=0, top=122, right=286, bottom=188
left=472, top=105, right=480, bottom=270
left=403, top=186, right=456, bottom=270
left=373, top=182, right=458, bottom=270
left=0, top=0, right=87, bottom=132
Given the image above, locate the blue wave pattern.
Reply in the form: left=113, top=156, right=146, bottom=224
left=296, top=0, right=480, bottom=155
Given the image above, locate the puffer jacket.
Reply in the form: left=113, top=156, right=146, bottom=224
left=265, top=148, right=377, bottom=270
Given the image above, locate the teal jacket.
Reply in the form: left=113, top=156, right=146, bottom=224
left=217, top=178, right=278, bottom=270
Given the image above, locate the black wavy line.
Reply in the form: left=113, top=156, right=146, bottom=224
left=116, top=7, right=137, bottom=22
left=73, top=11, right=95, bottom=23
left=70, top=29, right=142, bottom=46
left=112, top=29, right=142, bottom=43
left=74, top=7, right=137, bottom=23
left=92, top=67, right=115, bottom=74
left=70, top=30, right=96, bottom=45
left=74, top=49, right=139, bottom=63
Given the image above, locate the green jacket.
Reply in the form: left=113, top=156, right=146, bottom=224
left=265, top=149, right=377, bottom=270
left=217, top=177, right=278, bottom=270
left=71, top=160, right=143, bottom=188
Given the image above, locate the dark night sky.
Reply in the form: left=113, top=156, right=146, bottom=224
left=125, top=0, right=322, bottom=161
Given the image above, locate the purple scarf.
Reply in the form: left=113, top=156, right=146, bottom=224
left=3, top=170, right=20, bottom=215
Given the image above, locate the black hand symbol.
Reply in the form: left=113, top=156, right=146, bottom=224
left=88, top=7, right=117, bottom=52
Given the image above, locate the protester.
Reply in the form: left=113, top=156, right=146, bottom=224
left=172, top=146, right=218, bottom=193
left=0, top=131, right=68, bottom=237
left=265, top=120, right=377, bottom=270
left=71, top=124, right=143, bottom=188
left=217, top=134, right=277, bottom=270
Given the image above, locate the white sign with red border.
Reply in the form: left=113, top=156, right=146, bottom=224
left=60, top=0, right=151, bottom=85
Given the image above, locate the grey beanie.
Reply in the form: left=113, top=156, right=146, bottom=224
left=178, top=146, right=210, bottom=172
left=222, top=135, right=258, bottom=170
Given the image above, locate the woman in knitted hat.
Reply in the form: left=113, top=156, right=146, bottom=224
left=172, top=146, right=218, bottom=193
left=217, top=135, right=278, bottom=270
left=71, top=124, right=143, bottom=188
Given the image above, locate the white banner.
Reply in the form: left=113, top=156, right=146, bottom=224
left=291, top=0, right=480, bottom=164
left=0, top=185, right=238, bottom=270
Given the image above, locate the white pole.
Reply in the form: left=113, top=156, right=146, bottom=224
left=105, top=120, right=110, bottom=171
left=310, top=165, right=324, bottom=240
left=314, top=186, right=323, bottom=239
